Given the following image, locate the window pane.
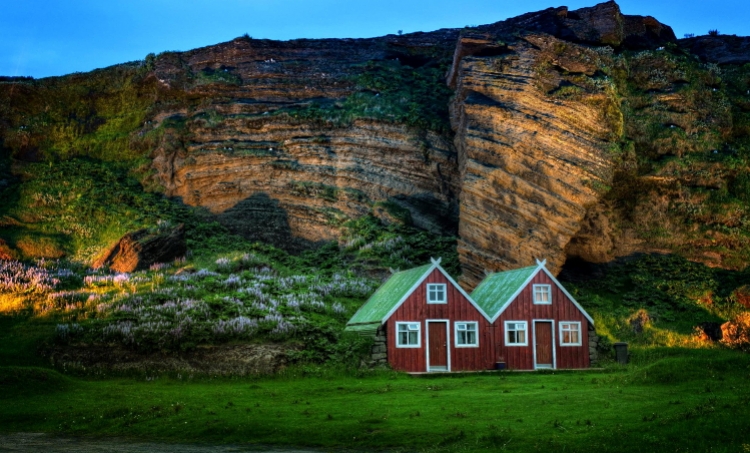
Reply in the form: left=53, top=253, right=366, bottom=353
left=534, top=285, right=551, bottom=303
left=518, top=330, right=525, bottom=343
left=408, top=331, right=417, bottom=344
left=427, top=284, right=446, bottom=303
left=467, top=331, right=476, bottom=345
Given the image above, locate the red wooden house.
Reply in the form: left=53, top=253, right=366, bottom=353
left=345, top=258, right=491, bottom=372
left=345, top=258, right=595, bottom=372
left=471, top=259, right=595, bottom=370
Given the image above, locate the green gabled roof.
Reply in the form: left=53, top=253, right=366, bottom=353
left=471, top=264, right=539, bottom=320
left=345, top=263, right=433, bottom=330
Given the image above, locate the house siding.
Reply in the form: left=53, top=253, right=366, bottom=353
left=386, top=268, right=492, bottom=372
left=494, top=272, right=590, bottom=370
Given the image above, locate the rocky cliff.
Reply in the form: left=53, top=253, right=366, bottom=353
left=148, top=33, right=462, bottom=249
left=1, top=1, right=750, bottom=287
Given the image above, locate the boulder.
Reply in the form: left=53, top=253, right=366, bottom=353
left=482, top=0, right=676, bottom=49
left=0, top=239, right=15, bottom=261
left=93, top=224, right=186, bottom=273
left=680, top=35, right=750, bottom=65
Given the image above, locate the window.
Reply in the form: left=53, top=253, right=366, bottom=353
left=505, top=321, right=528, bottom=346
left=533, top=284, right=552, bottom=304
left=455, top=322, right=479, bottom=347
left=396, top=322, right=421, bottom=348
left=427, top=284, right=447, bottom=304
left=560, top=322, right=582, bottom=346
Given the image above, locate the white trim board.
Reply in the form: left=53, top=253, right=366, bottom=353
left=433, top=264, right=492, bottom=321
left=538, top=266, right=595, bottom=325
left=380, top=260, right=492, bottom=324
left=425, top=319, right=451, bottom=372
left=489, top=267, right=541, bottom=323
left=490, top=262, right=595, bottom=326
left=380, top=261, right=440, bottom=323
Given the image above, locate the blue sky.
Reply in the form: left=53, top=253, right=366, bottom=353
left=1, top=0, right=747, bottom=78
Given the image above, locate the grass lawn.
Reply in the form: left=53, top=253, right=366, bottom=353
left=2, top=343, right=750, bottom=452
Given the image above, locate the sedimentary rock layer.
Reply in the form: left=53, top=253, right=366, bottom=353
left=148, top=31, right=461, bottom=248
left=450, top=33, right=620, bottom=287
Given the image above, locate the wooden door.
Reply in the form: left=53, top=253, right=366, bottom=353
left=535, top=321, right=553, bottom=368
left=428, top=322, right=447, bottom=369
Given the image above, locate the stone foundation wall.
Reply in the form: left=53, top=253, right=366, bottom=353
left=369, top=325, right=388, bottom=367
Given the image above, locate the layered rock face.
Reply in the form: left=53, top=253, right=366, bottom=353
left=449, top=33, right=620, bottom=287
left=148, top=33, right=461, bottom=249
left=446, top=0, right=680, bottom=286
left=4, top=1, right=749, bottom=284
left=147, top=0, right=677, bottom=281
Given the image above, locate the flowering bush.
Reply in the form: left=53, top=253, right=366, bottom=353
left=0, top=261, right=60, bottom=294
left=51, top=259, right=378, bottom=351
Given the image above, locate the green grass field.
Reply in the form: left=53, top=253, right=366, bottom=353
left=2, top=313, right=750, bottom=453
left=2, top=347, right=750, bottom=452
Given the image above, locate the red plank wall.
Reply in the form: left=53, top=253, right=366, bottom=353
left=386, top=269, right=493, bottom=372
left=494, top=272, right=590, bottom=370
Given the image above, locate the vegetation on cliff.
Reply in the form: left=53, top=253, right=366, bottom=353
left=605, top=46, right=750, bottom=269
left=286, top=58, right=455, bottom=133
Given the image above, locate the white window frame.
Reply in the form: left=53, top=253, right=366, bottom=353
left=533, top=284, right=552, bottom=305
left=504, top=321, right=528, bottom=346
left=559, top=321, right=582, bottom=346
left=454, top=321, right=479, bottom=348
left=395, top=322, right=421, bottom=348
left=426, top=283, right=447, bottom=304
